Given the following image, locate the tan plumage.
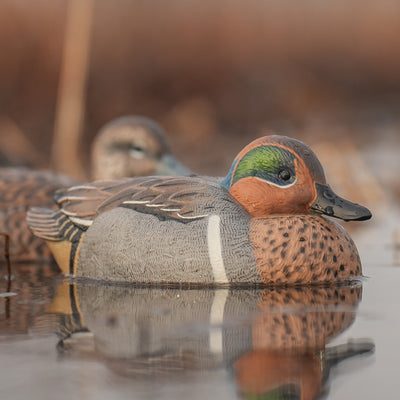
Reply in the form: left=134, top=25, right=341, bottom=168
left=90, top=116, right=190, bottom=180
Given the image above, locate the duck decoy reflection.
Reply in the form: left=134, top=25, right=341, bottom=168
left=234, top=340, right=374, bottom=400
left=46, top=281, right=374, bottom=399
left=28, top=135, right=371, bottom=284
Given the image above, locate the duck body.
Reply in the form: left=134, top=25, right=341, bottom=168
left=27, top=135, right=371, bottom=284
left=76, top=184, right=361, bottom=285
left=0, top=167, right=77, bottom=261
left=71, top=177, right=258, bottom=283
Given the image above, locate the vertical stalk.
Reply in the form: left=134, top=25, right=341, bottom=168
left=52, top=0, right=95, bottom=179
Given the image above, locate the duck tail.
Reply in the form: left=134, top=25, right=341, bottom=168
left=27, top=207, right=85, bottom=275
left=27, top=207, right=67, bottom=241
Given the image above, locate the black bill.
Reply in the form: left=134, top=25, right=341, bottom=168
left=310, top=183, right=372, bottom=221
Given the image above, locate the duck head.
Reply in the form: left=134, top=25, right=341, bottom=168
left=221, top=135, right=372, bottom=221
left=91, top=116, right=191, bottom=180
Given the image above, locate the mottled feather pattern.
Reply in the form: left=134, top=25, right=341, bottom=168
left=0, top=168, right=75, bottom=210
left=0, top=168, right=77, bottom=260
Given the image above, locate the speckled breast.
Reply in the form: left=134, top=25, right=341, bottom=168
left=250, top=215, right=362, bottom=284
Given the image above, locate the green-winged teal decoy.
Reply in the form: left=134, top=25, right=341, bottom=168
left=27, top=135, right=371, bottom=284
left=1, top=116, right=189, bottom=261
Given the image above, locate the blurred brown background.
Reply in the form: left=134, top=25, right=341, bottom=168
left=0, top=0, right=399, bottom=185
left=0, top=1, right=400, bottom=335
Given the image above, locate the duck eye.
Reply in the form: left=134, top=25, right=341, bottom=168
left=279, top=169, right=291, bottom=181
left=129, top=146, right=145, bottom=159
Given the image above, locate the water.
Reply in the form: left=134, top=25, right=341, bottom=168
left=1, top=257, right=399, bottom=399
left=328, top=265, right=400, bottom=399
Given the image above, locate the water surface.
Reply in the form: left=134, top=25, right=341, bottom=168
left=1, top=260, right=396, bottom=399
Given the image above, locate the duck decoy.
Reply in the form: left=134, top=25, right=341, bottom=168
left=27, top=135, right=371, bottom=284
left=91, top=115, right=191, bottom=180
left=1, top=116, right=189, bottom=261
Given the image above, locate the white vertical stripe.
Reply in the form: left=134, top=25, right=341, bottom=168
left=209, top=289, right=229, bottom=354
left=207, top=215, right=228, bottom=284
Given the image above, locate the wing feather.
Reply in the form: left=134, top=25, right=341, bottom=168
left=55, top=176, right=223, bottom=224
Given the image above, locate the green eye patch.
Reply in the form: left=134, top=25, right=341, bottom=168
left=229, top=145, right=297, bottom=187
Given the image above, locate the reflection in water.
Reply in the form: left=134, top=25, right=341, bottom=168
left=45, top=280, right=374, bottom=399
left=0, top=262, right=60, bottom=338
left=234, top=341, right=373, bottom=399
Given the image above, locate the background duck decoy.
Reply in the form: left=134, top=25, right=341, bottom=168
left=91, top=115, right=191, bottom=180
left=39, top=280, right=373, bottom=400
left=1, top=115, right=190, bottom=262
left=27, top=135, right=371, bottom=285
